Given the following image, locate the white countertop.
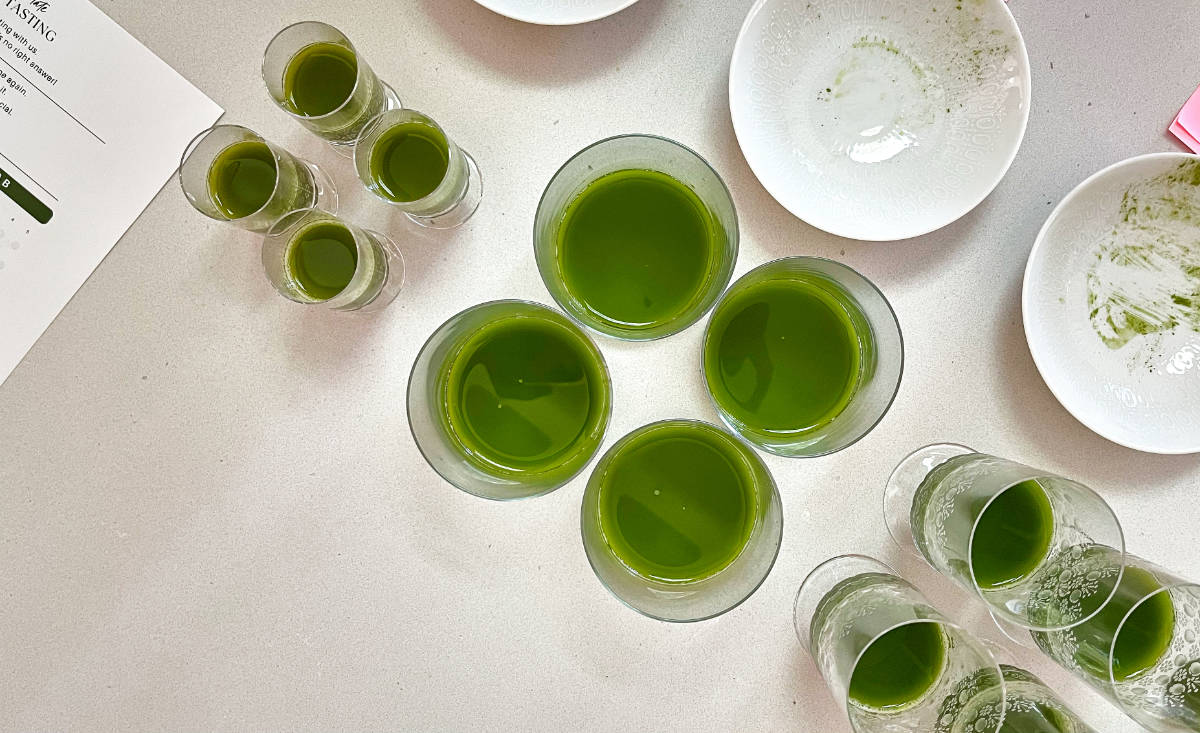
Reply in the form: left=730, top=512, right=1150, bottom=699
left=2, top=1, right=1197, bottom=730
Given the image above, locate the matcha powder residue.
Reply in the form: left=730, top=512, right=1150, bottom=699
left=1086, top=160, right=1200, bottom=352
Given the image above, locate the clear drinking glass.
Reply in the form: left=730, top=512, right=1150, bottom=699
left=580, top=419, right=781, bottom=622
left=354, top=109, right=482, bottom=229
left=965, top=665, right=1099, bottom=733
left=1030, top=551, right=1200, bottom=732
left=884, top=444, right=1126, bottom=632
left=262, top=208, right=403, bottom=313
left=179, top=124, right=336, bottom=233
left=407, top=300, right=613, bottom=501
left=794, top=555, right=1006, bottom=733
left=533, top=134, right=738, bottom=341
left=262, top=21, right=402, bottom=152
left=701, top=257, right=903, bottom=458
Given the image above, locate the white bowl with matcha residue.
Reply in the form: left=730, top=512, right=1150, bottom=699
left=1024, top=153, right=1200, bottom=455
left=729, top=0, right=1030, bottom=241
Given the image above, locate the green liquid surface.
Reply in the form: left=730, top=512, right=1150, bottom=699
left=557, top=169, right=719, bottom=331
left=597, top=423, right=757, bottom=582
left=1036, top=563, right=1176, bottom=683
left=207, top=141, right=277, bottom=219
left=284, top=42, right=358, bottom=117
left=970, top=480, right=1056, bottom=589
left=704, top=277, right=861, bottom=436
left=286, top=222, right=358, bottom=301
left=369, top=122, right=450, bottom=202
left=444, top=315, right=607, bottom=473
left=849, top=622, right=945, bottom=710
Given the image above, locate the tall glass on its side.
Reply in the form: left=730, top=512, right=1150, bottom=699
left=793, top=555, right=1006, bottom=733
left=354, top=109, right=482, bottom=229
left=408, top=300, right=612, bottom=501
left=179, top=124, right=336, bottom=233
left=580, top=419, right=781, bottom=622
left=1031, top=551, right=1200, bottom=733
left=951, top=665, right=1098, bottom=733
left=262, top=21, right=402, bottom=151
left=702, top=257, right=902, bottom=458
left=883, top=444, right=1126, bottom=632
left=534, top=134, right=738, bottom=341
left=262, top=208, right=403, bottom=313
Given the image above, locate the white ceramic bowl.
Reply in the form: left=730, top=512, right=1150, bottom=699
left=1024, top=152, right=1200, bottom=454
left=470, top=0, right=640, bottom=25
left=729, top=0, right=1031, bottom=241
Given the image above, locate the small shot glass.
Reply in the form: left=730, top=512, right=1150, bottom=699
left=262, top=21, right=402, bottom=153
left=580, top=419, right=782, bottom=622
left=354, top=108, right=482, bottom=229
left=794, top=555, right=1007, bottom=733
left=883, top=444, right=1126, bottom=634
left=1031, top=551, right=1200, bottom=733
left=179, top=124, right=336, bottom=233
left=702, top=256, right=903, bottom=458
left=262, top=208, right=403, bottom=313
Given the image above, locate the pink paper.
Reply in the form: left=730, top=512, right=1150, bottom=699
left=1171, top=119, right=1200, bottom=153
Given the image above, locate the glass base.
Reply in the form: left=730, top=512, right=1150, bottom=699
left=327, top=82, right=404, bottom=158
left=304, top=159, right=338, bottom=214
left=793, top=554, right=896, bottom=653
left=353, top=229, right=405, bottom=314
left=405, top=150, right=483, bottom=230
left=883, top=443, right=975, bottom=559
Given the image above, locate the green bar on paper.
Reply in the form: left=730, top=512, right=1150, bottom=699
left=0, top=165, right=52, bottom=224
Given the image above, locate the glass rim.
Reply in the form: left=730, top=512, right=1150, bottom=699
left=1107, top=579, right=1198, bottom=689
left=794, top=553, right=899, bottom=647
left=179, top=124, right=288, bottom=222
left=262, top=20, right=366, bottom=123
left=700, top=255, right=905, bottom=458
left=353, top=108, right=462, bottom=208
left=263, top=206, right=385, bottom=308
left=405, top=298, right=614, bottom=500
left=965, top=474, right=1127, bottom=633
left=845, top=617, right=1005, bottom=733
left=533, top=133, right=740, bottom=343
left=580, top=418, right=782, bottom=623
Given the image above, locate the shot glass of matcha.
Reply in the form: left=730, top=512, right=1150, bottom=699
left=262, top=21, right=401, bottom=152
left=262, top=208, right=403, bottom=313
left=534, top=135, right=738, bottom=341
left=354, top=109, right=482, bottom=229
left=1030, top=551, right=1200, bottom=732
left=407, top=300, right=612, bottom=500
left=179, top=124, right=336, bottom=233
left=794, top=555, right=1007, bottom=733
left=702, top=257, right=902, bottom=458
left=580, top=419, right=782, bottom=622
left=884, top=445, right=1127, bottom=633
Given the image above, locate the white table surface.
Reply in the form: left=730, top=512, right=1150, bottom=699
left=2, top=1, right=1198, bottom=730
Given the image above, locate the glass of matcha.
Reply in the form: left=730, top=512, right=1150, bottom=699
left=408, top=300, right=612, bottom=500
left=702, top=257, right=902, bottom=457
left=262, top=208, right=403, bottom=313
left=580, top=419, right=781, bottom=622
left=262, top=21, right=401, bottom=152
left=795, top=555, right=1006, bottom=733
left=1030, top=551, right=1200, bottom=733
left=354, top=109, right=482, bottom=229
left=179, top=124, right=336, bottom=233
left=534, top=135, right=738, bottom=341
left=939, top=664, right=1098, bottom=733
left=883, top=445, right=1127, bottom=633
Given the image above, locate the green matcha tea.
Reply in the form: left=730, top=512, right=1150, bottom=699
left=596, top=422, right=758, bottom=582
left=441, top=313, right=609, bottom=476
left=848, top=622, right=946, bottom=710
left=368, top=122, right=450, bottom=202
left=286, top=221, right=359, bottom=301
left=283, top=42, right=358, bottom=117
left=704, top=276, right=863, bottom=439
left=1033, top=556, right=1176, bottom=683
left=970, top=480, right=1056, bottom=589
left=207, top=141, right=277, bottom=219
left=556, top=169, right=721, bottom=333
